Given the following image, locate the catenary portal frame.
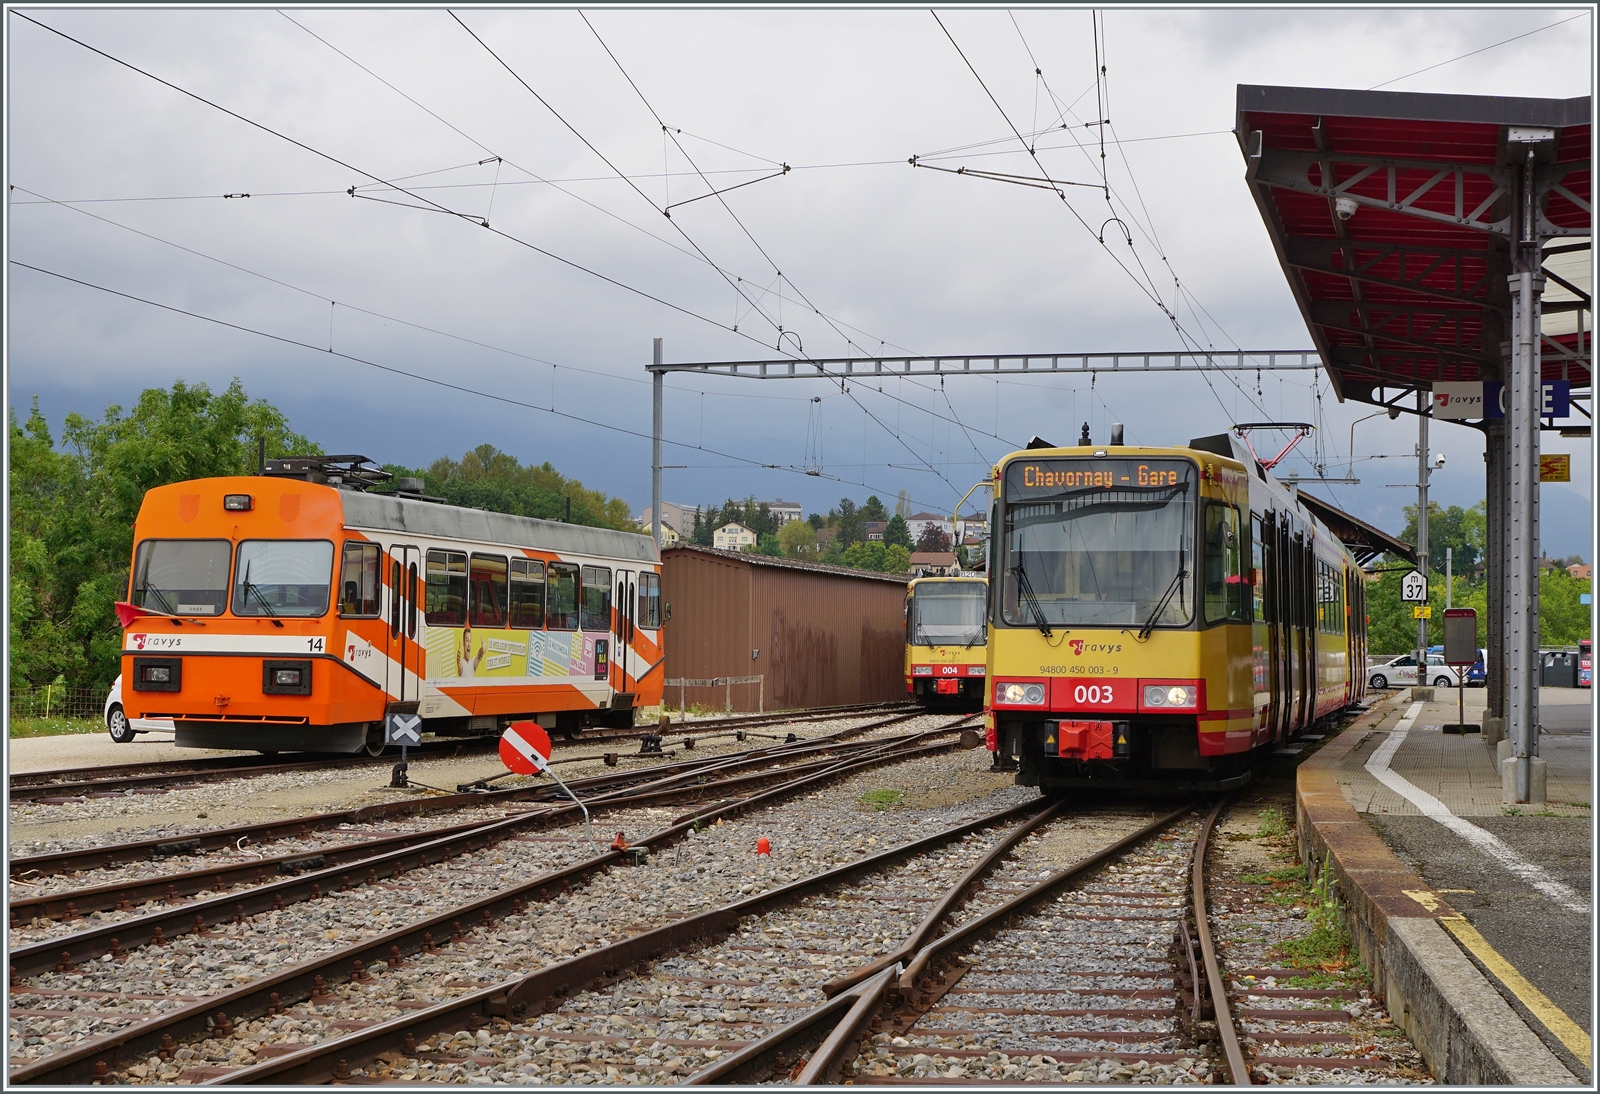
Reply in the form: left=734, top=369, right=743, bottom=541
left=1237, top=84, right=1591, bottom=803
left=646, top=86, right=1589, bottom=805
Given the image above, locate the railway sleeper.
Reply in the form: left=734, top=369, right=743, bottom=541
left=10, top=726, right=974, bottom=1085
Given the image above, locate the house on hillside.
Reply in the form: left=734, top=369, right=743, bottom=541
left=639, top=502, right=699, bottom=537
left=643, top=520, right=681, bottom=547
left=1569, top=563, right=1592, bottom=580
left=714, top=522, right=758, bottom=551
left=909, top=551, right=960, bottom=577
left=862, top=521, right=888, bottom=542
left=760, top=500, right=804, bottom=525
left=908, top=511, right=955, bottom=541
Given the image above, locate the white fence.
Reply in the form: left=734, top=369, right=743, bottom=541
left=664, top=675, right=764, bottom=713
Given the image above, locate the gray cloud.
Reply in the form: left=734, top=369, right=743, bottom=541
left=7, top=7, right=1592, bottom=552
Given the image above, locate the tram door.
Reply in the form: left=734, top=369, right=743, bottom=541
left=1277, top=516, right=1298, bottom=739
left=613, top=571, right=637, bottom=702
left=386, top=546, right=421, bottom=705
left=1261, top=511, right=1281, bottom=740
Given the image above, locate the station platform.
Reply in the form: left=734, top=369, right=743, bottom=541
left=1297, top=688, right=1593, bottom=1085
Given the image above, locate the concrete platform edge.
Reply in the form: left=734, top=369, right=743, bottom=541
left=1295, top=694, right=1578, bottom=1086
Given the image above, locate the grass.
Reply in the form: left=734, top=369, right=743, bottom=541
left=1273, top=856, right=1355, bottom=971
left=858, top=788, right=906, bottom=811
left=1255, top=806, right=1290, bottom=839
left=9, top=716, right=103, bottom=739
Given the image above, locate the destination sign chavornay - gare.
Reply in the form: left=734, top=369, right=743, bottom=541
left=1009, top=459, right=1190, bottom=495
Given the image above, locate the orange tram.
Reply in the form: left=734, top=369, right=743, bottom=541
left=118, top=457, right=663, bottom=754
left=985, top=431, right=1368, bottom=793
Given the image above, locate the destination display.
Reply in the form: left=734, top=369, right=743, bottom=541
left=1007, top=458, right=1192, bottom=496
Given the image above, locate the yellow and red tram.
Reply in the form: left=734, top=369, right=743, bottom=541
left=984, top=432, right=1367, bottom=791
left=118, top=460, right=663, bottom=754
left=905, top=576, right=987, bottom=710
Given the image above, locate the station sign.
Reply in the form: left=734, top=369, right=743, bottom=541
left=1540, top=454, right=1571, bottom=482
left=1400, top=569, right=1428, bottom=602
left=1433, top=381, right=1570, bottom=420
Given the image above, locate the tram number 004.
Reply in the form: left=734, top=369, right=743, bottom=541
left=1073, top=684, right=1115, bottom=705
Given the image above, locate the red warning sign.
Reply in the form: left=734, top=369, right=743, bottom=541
left=500, top=721, right=553, bottom=776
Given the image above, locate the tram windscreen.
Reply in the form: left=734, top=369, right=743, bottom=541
left=132, top=539, right=232, bottom=616
left=232, top=540, right=334, bottom=617
left=910, top=583, right=987, bottom=647
left=1001, top=458, right=1195, bottom=629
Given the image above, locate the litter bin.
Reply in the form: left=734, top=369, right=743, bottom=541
left=1540, top=650, right=1578, bottom=688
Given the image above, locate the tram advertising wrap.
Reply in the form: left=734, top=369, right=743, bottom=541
left=986, top=436, right=1366, bottom=793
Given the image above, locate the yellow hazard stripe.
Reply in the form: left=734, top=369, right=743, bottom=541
left=1439, top=916, right=1591, bottom=1066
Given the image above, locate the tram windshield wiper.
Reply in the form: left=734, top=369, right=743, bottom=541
left=1010, top=564, right=1053, bottom=639
left=140, top=585, right=180, bottom=616
left=1138, top=564, right=1189, bottom=641
left=239, top=561, right=277, bottom=617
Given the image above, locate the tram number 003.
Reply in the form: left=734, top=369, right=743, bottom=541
left=1073, top=684, right=1115, bottom=705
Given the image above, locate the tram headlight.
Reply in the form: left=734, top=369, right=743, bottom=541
left=999, top=682, right=1045, bottom=705
left=1143, top=684, right=1197, bottom=708
left=912, top=666, right=934, bottom=676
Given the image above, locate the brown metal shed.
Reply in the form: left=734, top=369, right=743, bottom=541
left=660, top=544, right=910, bottom=712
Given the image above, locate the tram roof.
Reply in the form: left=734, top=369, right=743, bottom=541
left=342, top=492, right=659, bottom=565
left=1237, top=84, right=1591, bottom=407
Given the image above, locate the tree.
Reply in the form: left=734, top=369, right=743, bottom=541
left=883, top=514, right=913, bottom=549
left=916, top=525, right=953, bottom=553
left=860, top=495, right=888, bottom=522
left=807, top=512, right=825, bottom=531
left=895, top=490, right=909, bottom=519
left=1400, top=501, right=1485, bottom=578
left=778, top=519, right=818, bottom=559
left=884, top=544, right=912, bottom=574
left=834, top=498, right=863, bottom=548
left=756, top=533, right=782, bottom=557
left=401, top=445, right=637, bottom=530
left=10, top=380, right=320, bottom=690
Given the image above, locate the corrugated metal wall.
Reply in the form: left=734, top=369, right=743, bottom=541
left=661, top=546, right=908, bottom=712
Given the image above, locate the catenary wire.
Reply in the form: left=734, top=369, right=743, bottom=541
left=9, top=184, right=813, bottom=406
left=1369, top=11, right=1589, bottom=90
left=10, top=259, right=955, bottom=512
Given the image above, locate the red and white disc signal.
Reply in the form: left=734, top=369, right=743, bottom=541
left=500, top=721, right=553, bottom=775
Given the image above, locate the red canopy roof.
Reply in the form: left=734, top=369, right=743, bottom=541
left=1238, top=85, right=1590, bottom=406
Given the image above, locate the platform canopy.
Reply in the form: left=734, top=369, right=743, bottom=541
left=1237, top=85, right=1590, bottom=408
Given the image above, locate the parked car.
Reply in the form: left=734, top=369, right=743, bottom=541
left=1429, top=645, right=1488, bottom=687
left=1368, top=654, right=1462, bottom=690
left=103, top=675, right=175, bottom=743
left=1581, top=640, right=1592, bottom=689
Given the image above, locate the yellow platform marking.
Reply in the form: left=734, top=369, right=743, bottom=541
left=1402, top=888, right=1441, bottom=912
left=1440, top=915, right=1592, bottom=1066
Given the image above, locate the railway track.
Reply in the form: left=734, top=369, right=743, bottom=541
left=9, top=710, right=934, bottom=883
left=69, top=798, right=1212, bottom=1085
left=7, top=715, right=975, bottom=1084
left=8, top=703, right=916, bottom=802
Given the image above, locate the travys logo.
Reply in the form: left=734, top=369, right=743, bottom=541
left=1068, top=639, right=1123, bottom=656
left=129, top=633, right=181, bottom=650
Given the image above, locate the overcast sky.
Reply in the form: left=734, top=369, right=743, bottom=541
left=6, top=6, right=1594, bottom=557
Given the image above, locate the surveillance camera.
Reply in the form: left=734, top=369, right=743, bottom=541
left=1335, top=196, right=1359, bottom=221
left=1387, top=406, right=1401, bottom=420
left=1434, top=452, right=1446, bottom=469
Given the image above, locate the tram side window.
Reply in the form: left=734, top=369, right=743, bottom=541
left=547, top=563, right=579, bottom=630
left=469, top=554, right=508, bottom=628
left=1203, top=503, right=1246, bottom=624
left=509, top=560, right=545, bottom=629
left=581, top=566, right=613, bottom=631
left=425, top=550, right=467, bottom=626
left=1318, top=561, right=1345, bottom=634
left=339, top=542, right=382, bottom=617
left=638, top=572, right=662, bottom=629
left=1250, top=516, right=1265, bottom=623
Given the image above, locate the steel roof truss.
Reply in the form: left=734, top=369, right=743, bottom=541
left=1283, top=238, right=1496, bottom=309
left=1255, top=147, right=1514, bottom=234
